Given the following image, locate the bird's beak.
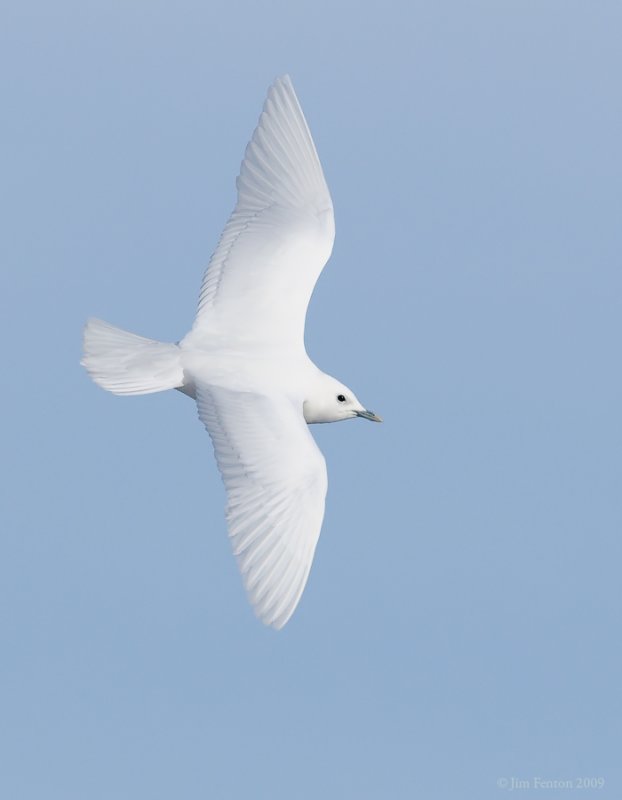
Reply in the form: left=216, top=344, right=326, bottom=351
left=355, top=409, right=383, bottom=423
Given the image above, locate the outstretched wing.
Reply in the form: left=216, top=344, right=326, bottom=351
left=190, top=75, right=334, bottom=350
left=196, top=383, right=328, bottom=629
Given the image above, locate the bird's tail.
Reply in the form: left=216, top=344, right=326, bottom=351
left=81, top=318, right=184, bottom=396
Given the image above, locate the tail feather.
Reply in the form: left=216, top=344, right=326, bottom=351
left=81, top=318, right=184, bottom=396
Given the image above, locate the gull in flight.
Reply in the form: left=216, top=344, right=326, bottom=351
left=82, top=76, right=381, bottom=629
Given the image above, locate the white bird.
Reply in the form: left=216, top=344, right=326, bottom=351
left=82, top=76, right=381, bottom=629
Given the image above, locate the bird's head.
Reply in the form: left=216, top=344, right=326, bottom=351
left=303, top=374, right=382, bottom=425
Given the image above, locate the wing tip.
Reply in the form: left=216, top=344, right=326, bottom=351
left=273, top=73, right=293, bottom=88
left=269, top=73, right=297, bottom=106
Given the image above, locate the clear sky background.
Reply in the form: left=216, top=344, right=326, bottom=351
left=2, top=1, right=621, bottom=798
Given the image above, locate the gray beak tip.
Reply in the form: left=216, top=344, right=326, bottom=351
left=356, top=409, right=383, bottom=423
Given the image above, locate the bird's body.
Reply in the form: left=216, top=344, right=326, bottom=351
left=82, top=76, right=380, bottom=629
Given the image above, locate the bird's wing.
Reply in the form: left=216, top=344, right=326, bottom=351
left=190, top=75, right=334, bottom=350
left=196, top=383, right=328, bottom=629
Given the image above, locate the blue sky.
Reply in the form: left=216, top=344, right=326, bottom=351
left=2, top=1, right=621, bottom=797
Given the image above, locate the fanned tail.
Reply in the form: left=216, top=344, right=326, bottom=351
left=81, top=318, right=184, bottom=396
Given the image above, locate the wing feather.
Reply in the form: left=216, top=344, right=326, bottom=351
left=188, top=76, right=334, bottom=351
left=196, top=384, right=327, bottom=629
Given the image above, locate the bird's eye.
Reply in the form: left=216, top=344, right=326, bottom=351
left=337, top=394, right=347, bottom=403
